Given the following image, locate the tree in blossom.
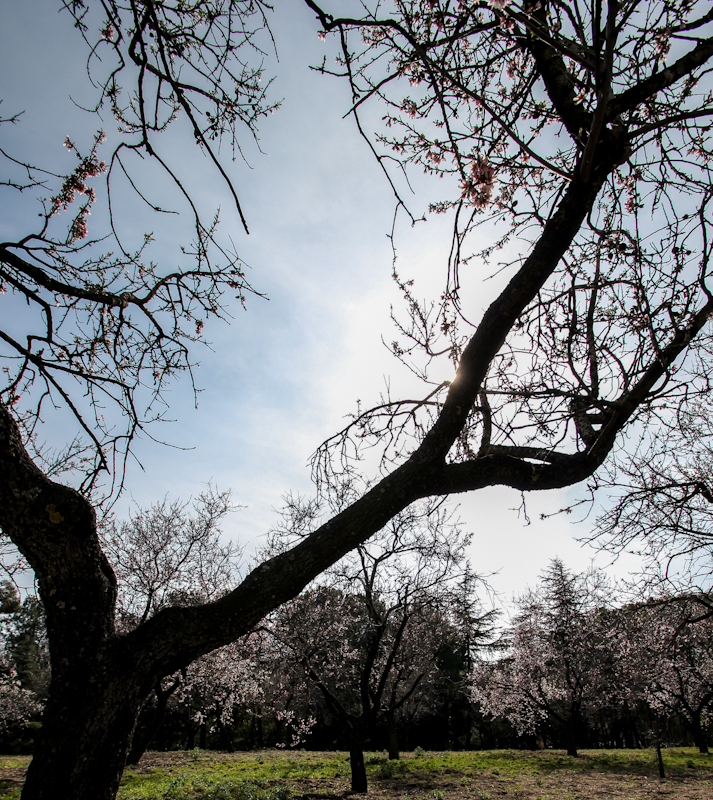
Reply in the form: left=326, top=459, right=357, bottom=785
left=268, top=501, right=489, bottom=792
left=99, top=488, right=240, bottom=628
left=618, top=596, right=713, bottom=754
left=170, top=633, right=268, bottom=752
left=0, top=584, right=46, bottom=746
left=472, top=560, right=614, bottom=756
left=100, top=489, right=240, bottom=762
left=0, top=663, right=42, bottom=740
left=3, top=1, right=713, bottom=797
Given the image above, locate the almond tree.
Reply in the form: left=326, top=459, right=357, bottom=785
left=268, top=502, right=487, bottom=792
left=170, top=634, right=267, bottom=752
left=101, top=489, right=240, bottom=762
left=472, top=560, right=614, bottom=755
left=620, top=597, right=713, bottom=754
left=2, top=1, right=713, bottom=798
left=0, top=585, right=45, bottom=744
left=100, top=489, right=240, bottom=628
left=0, top=665, right=42, bottom=740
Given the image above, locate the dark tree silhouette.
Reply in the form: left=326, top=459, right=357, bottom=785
left=2, top=1, right=713, bottom=797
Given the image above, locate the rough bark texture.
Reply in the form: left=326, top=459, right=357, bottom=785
left=387, top=712, right=400, bottom=760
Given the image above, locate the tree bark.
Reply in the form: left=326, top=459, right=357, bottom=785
left=126, top=678, right=181, bottom=766
left=22, top=668, right=143, bottom=800
left=656, top=739, right=666, bottom=779
left=689, top=713, right=709, bottom=754
left=566, top=711, right=579, bottom=758
left=387, top=711, right=399, bottom=760
left=349, top=723, right=368, bottom=793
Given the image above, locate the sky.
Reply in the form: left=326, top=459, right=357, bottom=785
left=0, top=0, right=643, bottom=611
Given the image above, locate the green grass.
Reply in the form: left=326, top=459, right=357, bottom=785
left=117, top=751, right=354, bottom=799
left=114, top=747, right=713, bottom=798
left=0, top=747, right=711, bottom=799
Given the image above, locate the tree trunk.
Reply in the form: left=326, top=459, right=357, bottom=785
left=655, top=738, right=666, bottom=779
left=349, top=725, right=368, bottom=793
left=387, top=712, right=399, bottom=760
left=218, top=720, right=235, bottom=752
left=689, top=713, right=709, bottom=754
left=126, top=680, right=179, bottom=765
left=21, top=670, right=143, bottom=800
left=566, top=709, right=579, bottom=757
left=566, top=721, right=578, bottom=757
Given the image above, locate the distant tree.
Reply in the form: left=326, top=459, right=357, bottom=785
left=99, top=488, right=239, bottom=628
left=472, top=560, right=613, bottom=756
left=0, top=583, right=46, bottom=751
left=619, top=596, right=713, bottom=754
left=0, top=583, right=50, bottom=703
left=101, top=489, right=239, bottom=763
left=170, top=634, right=267, bottom=752
left=0, top=662, right=42, bottom=740
left=2, top=1, right=713, bottom=797
left=268, top=502, right=488, bottom=792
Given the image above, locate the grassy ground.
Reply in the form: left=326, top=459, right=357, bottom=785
left=1, top=748, right=712, bottom=799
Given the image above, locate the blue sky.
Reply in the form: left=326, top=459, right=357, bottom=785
left=0, top=0, right=642, bottom=607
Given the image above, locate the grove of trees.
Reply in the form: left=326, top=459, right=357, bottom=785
left=472, top=561, right=713, bottom=757
left=1, top=1, right=713, bottom=798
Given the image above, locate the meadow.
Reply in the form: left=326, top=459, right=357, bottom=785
left=1, top=748, right=712, bottom=800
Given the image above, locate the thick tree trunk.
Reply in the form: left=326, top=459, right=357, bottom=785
left=349, top=746, right=367, bottom=793
left=565, top=708, right=580, bottom=758
left=566, top=723, right=578, bottom=758
left=21, top=670, right=143, bottom=800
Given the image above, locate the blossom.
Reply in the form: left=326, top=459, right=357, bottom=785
left=460, top=156, right=496, bottom=208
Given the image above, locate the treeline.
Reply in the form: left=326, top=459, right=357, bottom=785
left=3, top=563, right=713, bottom=763
left=1, top=497, right=712, bottom=791
left=472, top=561, right=713, bottom=757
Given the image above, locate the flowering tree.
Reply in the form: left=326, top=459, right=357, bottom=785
left=619, top=597, right=713, bottom=754
left=0, top=664, right=42, bottom=739
left=0, top=584, right=46, bottom=744
left=268, top=503, right=486, bottom=792
left=102, top=489, right=240, bottom=762
left=2, top=1, right=713, bottom=798
left=170, top=634, right=267, bottom=751
left=472, top=560, right=614, bottom=755
left=100, top=488, right=240, bottom=627
left=592, top=399, right=713, bottom=595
